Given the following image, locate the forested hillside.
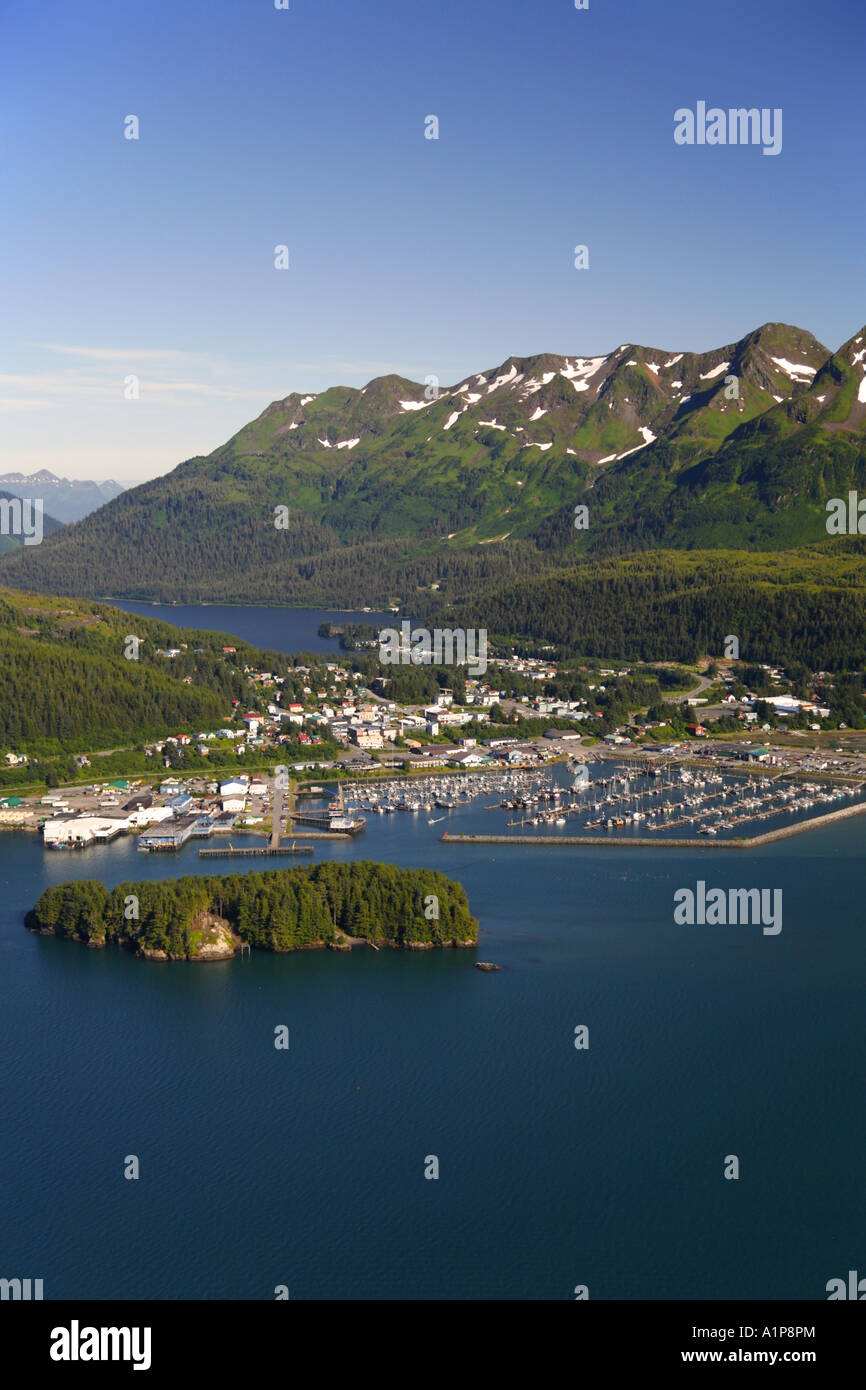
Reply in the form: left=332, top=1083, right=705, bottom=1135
left=0, top=587, right=269, bottom=750
left=447, top=544, right=866, bottom=669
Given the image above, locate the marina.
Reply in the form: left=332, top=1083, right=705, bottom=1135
left=325, top=758, right=866, bottom=846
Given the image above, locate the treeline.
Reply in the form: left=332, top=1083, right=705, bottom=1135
left=26, top=861, right=478, bottom=956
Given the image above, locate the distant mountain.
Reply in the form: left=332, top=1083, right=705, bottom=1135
left=0, top=471, right=125, bottom=525
left=1, top=323, right=863, bottom=608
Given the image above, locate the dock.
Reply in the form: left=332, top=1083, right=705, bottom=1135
left=198, top=843, right=314, bottom=859
left=287, top=780, right=366, bottom=835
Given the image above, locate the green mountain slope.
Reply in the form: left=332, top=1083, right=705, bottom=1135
left=1, top=322, right=863, bottom=606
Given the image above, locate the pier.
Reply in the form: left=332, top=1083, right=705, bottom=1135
left=198, top=843, right=314, bottom=858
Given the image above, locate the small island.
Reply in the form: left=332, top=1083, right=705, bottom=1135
left=26, top=861, right=478, bottom=961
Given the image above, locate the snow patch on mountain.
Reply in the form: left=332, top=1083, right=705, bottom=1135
left=771, top=357, right=815, bottom=382
left=700, top=362, right=730, bottom=380
left=522, top=372, right=556, bottom=395
left=486, top=365, right=519, bottom=393
left=617, top=432, right=654, bottom=461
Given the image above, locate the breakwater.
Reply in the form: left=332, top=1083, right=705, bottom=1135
left=440, top=798, right=866, bottom=849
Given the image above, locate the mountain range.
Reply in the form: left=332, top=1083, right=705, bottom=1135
left=1, top=322, right=864, bottom=648
left=0, top=471, right=125, bottom=525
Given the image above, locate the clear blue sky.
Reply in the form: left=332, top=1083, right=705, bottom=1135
left=1, top=0, right=863, bottom=482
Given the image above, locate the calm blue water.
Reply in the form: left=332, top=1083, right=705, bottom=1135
left=105, top=602, right=402, bottom=656
left=1, top=770, right=864, bottom=1300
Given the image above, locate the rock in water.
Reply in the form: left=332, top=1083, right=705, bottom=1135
left=475, top=961, right=501, bottom=972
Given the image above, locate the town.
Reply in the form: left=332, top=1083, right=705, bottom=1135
left=1, top=642, right=864, bottom=850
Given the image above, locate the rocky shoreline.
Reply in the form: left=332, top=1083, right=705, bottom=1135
left=29, top=921, right=478, bottom=962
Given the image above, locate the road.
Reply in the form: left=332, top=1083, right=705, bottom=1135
left=667, top=670, right=716, bottom=704
left=270, top=782, right=284, bottom=847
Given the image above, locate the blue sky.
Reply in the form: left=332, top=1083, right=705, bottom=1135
left=1, top=0, right=863, bottom=482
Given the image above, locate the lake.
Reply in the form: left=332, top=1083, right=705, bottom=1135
left=106, top=602, right=403, bottom=656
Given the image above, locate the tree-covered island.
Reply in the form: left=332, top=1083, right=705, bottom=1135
left=25, top=861, right=478, bottom=960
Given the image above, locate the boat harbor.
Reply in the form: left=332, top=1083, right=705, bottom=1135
left=325, top=757, right=866, bottom=847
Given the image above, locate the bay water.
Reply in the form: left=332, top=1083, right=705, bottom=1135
left=2, top=605, right=863, bottom=1300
